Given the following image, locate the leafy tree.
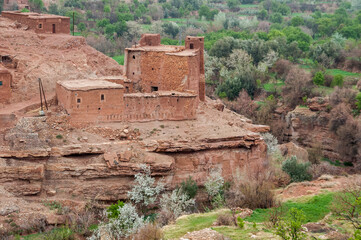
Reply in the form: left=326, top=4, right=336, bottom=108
left=270, top=13, right=283, bottom=24
left=291, top=16, right=304, bottom=27
left=162, top=22, right=179, bottom=39
left=276, top=208, right=307, bottom=240
left=77, top=22, right=86, bottom=32
left=96, top=18, right=110, bottom=28
left=282, top=27, right=312, bottom=51
left=29, top=0, right=44, bottom=12
left=64, top=0, right=82, bottom=8
left=48, top=3, right=59, bottom=15
left=216, top=49, right=257, bottom=99
left=257, top=9, right=268, bottom=20
left=313, top=71, right=325, bottom=86
left=282, top=156, right=312, bottom=183
left=90, top=203, right=144, bottom=240
left=227, top=0, right=239, bottom=11
left=128, top=165, right=164, bottom=214
left=209, top=36, right=240, bottom=58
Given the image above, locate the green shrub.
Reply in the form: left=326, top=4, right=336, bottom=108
left=282, top=156, right=312, bottom=182
left=179, top=176, right=198, bottom=199
left=331, top=74, right=344, bottom=87
left=218, top=92, right=227, bottom=99
left=56, top=134, right=63, bottom=139
left=21, top=8, right=30, bottom=12
left=237, top=217, right=244, bottom=229
left=313, top=71, right=325, bottom=86
left=356, top=92, right=361, bottom=111
left=276, top=208, right=306, bottom=240
left=42, top=227, right=74, bottom=240
left=107, top=200, right=124, bottom=219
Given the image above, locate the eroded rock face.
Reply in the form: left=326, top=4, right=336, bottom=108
left=285, top=106, right=340, bottom=161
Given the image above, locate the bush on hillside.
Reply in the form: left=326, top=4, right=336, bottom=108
left=324, top=74, right=334, bottom=87
left=329, top=103, right=351, bottom=133
left=178, top=176, right=198, bottom=199
left=282, top=156, right=312, bottom=182
left=331, top=74, right=344, bottom=88
left=329, top=87, right=358, bottom=107
left=336, top=119, right=361, bottom=162
left=313, top=71, right=325, bottom=86
left=282, top=67, right=313, bottom=108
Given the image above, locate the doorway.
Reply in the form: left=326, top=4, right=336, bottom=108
left=52, top=24, right=56, bottom=33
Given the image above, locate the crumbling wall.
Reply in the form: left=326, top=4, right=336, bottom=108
left=123, top=93, right=197, bottom=122
left=0, top=68, right=12, bottom=104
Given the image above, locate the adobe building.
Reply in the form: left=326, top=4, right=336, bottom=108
left=56, top=34, right=203, bottom=123
left=124, top=34, right=205, bottom=101
left=1, top=11, right=70, bottom=34
left=0, top=66, right=12, bottom=104
left=56, top=80, right=125, bottom=123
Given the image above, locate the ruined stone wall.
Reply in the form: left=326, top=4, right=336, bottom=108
left=2, top=0, right=28, bottom=10
left=123, top=93, right=197, bottom=122
left=0, top=69, right=12, bottom=104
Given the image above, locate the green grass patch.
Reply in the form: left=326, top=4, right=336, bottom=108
left=239, top=4, right=258, bottom=8
left=246, top=193, right=334, bottom=223
left=262, top=81, right=285, bottom=92
left=163, top=209, right=228, bottom=239
left=21, top=227, right=74, bottom=240
left=112, top=55, right=124, bottom=65
left=325, top=69, right=361, bottom=77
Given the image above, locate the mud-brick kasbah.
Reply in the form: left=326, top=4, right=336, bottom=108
left=0, top=9, right=270, bottom=225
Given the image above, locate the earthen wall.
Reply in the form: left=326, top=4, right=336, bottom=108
left=56, top=84, right=124, bottom=123
left=0, top=69, right=12, bottom=104
left=123, top=93, right=197, bottom=121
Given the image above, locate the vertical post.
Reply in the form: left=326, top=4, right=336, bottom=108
left=38, top=78, right=43, bottom=112
left=72, top=12, right=75, bottom=36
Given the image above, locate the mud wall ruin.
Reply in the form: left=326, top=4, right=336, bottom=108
left=123, top=92, right=197, bottom=122
left=1, top=11, right=70, bottom=34
left=0, top=67, right=12, bottom=104
left=2, top=0, right=29, bottom=11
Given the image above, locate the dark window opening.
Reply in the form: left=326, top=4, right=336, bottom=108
left=133, top=72, right=135, bottom=75
left=151, top=86, right=158, bottom=92
left=132, top=55, right=135, bottom=59
left=190, top=43, right=194, bottom=49
left=98, top=107, right=101, bottom=110
left=1, top=56, right=12, bottom=63
left=77, top=98, right=81, bottom=103
left=0, top=81, right=3, bottom=86
left=101, top=94, right=105, bottom=101
left=38, top=24, right=42, bottom=29
left=152, top=68, right=154, bottom=70
left=126, top=86, right=129, bottom=93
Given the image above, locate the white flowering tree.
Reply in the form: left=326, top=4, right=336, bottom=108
left=205, top=169, right=224, bottom=198
left=160, top=189, right=195, bottom=221
left=128, top=164, right=164, bottom=214
left=88, top=203, right=144, bottom=240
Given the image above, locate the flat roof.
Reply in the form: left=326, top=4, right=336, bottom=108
left=2, top=11, right=69, bottom=19
left=126, top=45, right=184, bottom=53
left=99, top=75, right=132, bottom=83
left=58, top=79, right=124, bottom=91
left=166, top=49, right=198, bottom=57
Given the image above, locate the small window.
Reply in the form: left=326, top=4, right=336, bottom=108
left=0, top=81, right=2, bottom=86
left=126, top=86, right=129, bottom=93
left=101, top=94, right=105, bottom=101
left=77, top=98, right=81, bottom=103
left=133, top=72, right=135, bottom=75
left=190, top=43, right=194, bottom=49
left=132, top=55, right=135, bottom=59
left=152, top=68, right=154, bottom=70
left=38, top=24, right=42, bottom=29
left=151, top=86, right=158, bottom=92
left=98, top=107, right=101, bottom=110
